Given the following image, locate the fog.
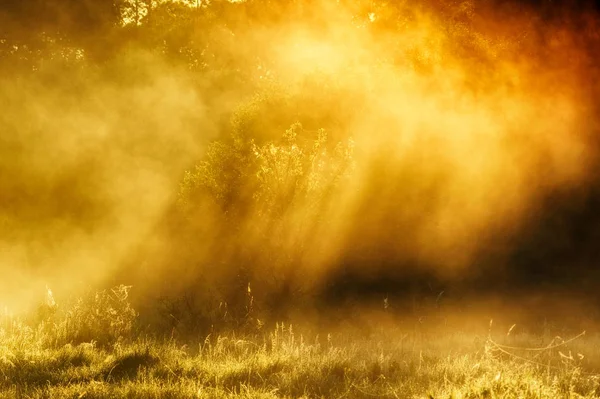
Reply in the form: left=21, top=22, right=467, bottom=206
left=1, top=0, right=599, bottom=327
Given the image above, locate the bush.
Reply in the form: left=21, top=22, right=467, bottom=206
left=176, top=87, right=355, bottom=324
left=39, top=285, right=138, bottom=347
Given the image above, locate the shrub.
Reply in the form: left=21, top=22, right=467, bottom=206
left=45, top=285, right=137, bottom=347
left=176, top=87, right=355, bottom=324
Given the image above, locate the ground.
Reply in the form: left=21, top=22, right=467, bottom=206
left=2, top=312, right=600, bottom=399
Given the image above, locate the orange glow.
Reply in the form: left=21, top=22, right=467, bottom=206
left=0, top=0, right=598, bottom=312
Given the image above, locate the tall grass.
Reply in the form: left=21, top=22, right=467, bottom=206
left=1, top=287, right=599, bottom=398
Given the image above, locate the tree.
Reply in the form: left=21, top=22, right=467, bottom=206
left=177, top=86, right=355, bottom=319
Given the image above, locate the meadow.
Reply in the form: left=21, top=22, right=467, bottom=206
left=3, top=1, right=600, bottom=397
left=1, top=286, right=599, bottom=399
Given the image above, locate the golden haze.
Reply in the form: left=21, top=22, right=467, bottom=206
left=0, top=0, right=598, bottom=314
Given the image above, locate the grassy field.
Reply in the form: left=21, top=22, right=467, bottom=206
left=1, top=288, right=600, bottom=398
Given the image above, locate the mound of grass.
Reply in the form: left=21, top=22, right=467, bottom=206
left=102, top=347, right=160, bottom=381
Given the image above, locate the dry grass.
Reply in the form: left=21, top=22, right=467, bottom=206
left=1, top=290, right=600, bottom=398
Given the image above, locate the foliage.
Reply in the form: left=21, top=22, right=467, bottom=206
left=59, top=285, right=137, bottom=346
left=21, top=285, right=138, bottom=348
left=176, top=86, right=355, bottom=320
left=251, top=123, right=354, bottom=219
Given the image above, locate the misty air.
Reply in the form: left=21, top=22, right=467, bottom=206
left=1, top=0, right=600, bottom=397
